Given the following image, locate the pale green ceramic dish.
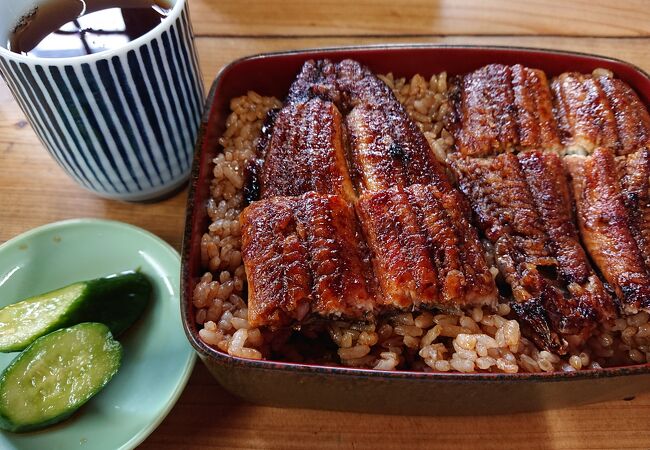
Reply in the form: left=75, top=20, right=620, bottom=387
left=0, top=219, right=195, bottom=450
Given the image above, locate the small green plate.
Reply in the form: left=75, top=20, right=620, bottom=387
left=0, top=219, right=195, bottom=450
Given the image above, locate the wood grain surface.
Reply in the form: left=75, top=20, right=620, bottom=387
left=189, top=0, right=650, bottom=37
left=1, top=1, right=650, bottom=448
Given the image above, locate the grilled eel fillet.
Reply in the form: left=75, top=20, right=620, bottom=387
left=241, top=192, right=377, bottom=328
left=447, top=64, right=561, bottom=157
left=518, top=152, right=616, bottom=325
left=565, top=147, right=650, bottom=314
left=283, top=58, right=451, bottom=193
left=451, top=151, right=615, bottom=352
left=258, top=98, right=357, bottom=202
left=242, top=185, right=497, bottom=326
left=552, top=72, right=650, bottom=156
left=253, top=59, right=449, bottom=199
left=356, top=183, right=497, bottom=310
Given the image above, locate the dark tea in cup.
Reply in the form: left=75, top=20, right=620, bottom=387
left=8, top=0, right=172, bottom=58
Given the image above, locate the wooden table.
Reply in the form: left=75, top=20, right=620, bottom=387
left=2, top=1, right=650, bottom=448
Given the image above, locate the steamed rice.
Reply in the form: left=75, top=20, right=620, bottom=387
left=193, top=73, right=650, bottom=373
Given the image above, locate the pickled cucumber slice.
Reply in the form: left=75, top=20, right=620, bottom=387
left=0, top=323, right=122, bottom=433
left=0, top=271, right=151, bottom=352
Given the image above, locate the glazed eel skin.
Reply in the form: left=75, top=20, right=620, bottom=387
left=258, top=98, right=357, bottom=203
left=552, top=73, right=650, bottom=156
left=447, top=64, right=561, bottom=156
left=357, top=183, right=497, bottom=311
left=241, top=192, right=377, bottom=329
left=242, top=186, right=497, bottom=328
left=565, top=147, right=650, bottom=314
left=258, top=58, right=452, bottom=196
left=451, top=150, right=616, bottom=352
left=447, top=64, right=650, bottom=157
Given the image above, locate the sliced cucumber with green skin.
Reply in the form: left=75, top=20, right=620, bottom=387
left=0, top=322, right=122, bottom=433
left=0, top=271, right=151, bottom=352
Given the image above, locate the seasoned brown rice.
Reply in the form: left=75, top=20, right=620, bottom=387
left=193, top=73, right=650, bottom=373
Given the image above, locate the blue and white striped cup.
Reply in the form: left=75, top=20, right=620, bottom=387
left=0, top=0, right=204, bottom=201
